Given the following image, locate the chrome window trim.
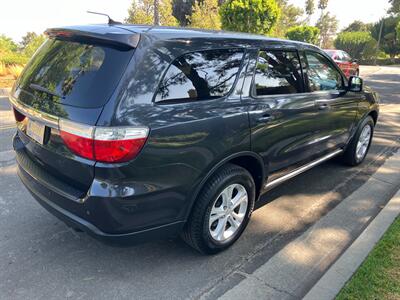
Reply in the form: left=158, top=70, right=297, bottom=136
left=250, top=89, right=345, bottom=100
left=8, top=94, right=59, bottom=128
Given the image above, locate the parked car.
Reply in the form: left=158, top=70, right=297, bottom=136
left=324, top=49, right=360, bottom=78
left=9, top=25, right=379, bottom=254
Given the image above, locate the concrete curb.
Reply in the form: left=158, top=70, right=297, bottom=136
left=0, top=88, right=11, bottom=96
left=303, top=183, right=400, bottom=300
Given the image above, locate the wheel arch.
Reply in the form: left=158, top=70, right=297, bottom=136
left=184, top=151, right=265, bottom=221
left=368, top=110, right=378, bottom=125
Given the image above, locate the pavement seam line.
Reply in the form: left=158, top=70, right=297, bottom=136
left=250, top=272, right=297, bottom=298
left=370, top=174, right=398, bottom=186
left=234, top=270, right=296, bottom=298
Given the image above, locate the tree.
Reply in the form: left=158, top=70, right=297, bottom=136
left=371, top=16, right=400, bottom=58
left=397, top=22, right=400, bottom=45
left=342, top=21, right=372, bottom=33
left=220, top=0, right=280, bottom=35
left=286, top=25, right=320, bottom=44
left=334, top=31, right=377, bottom=59
left=316, top=12, right=338, bottom=48
left=305, top=0, right=315, bottom=23
left=318, top=0, right=328, bottom=10
left=272, top=0, right=304, bottom=38
left=0, top=35, right=17, bottom=55
left=172, top=0, right=195, bottom=25
left=21, top=32, right=39, bottom=49
left=389, top=0, right=400, bottom=14
left=23, top=34, right=46, bottom=57
left=125, top=0, right=178, bottom=26
left=189, top=0, right=221, bottom=29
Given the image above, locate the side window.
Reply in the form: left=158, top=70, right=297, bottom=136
left=155, top=49, right=244, bottom=103
left=253, top=50, right=303, bottom=96
left=303, top=51, right=344, bottom=92
left=342, top=52, right=351, bottom=62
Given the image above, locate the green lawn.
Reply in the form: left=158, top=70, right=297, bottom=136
left=336, top=216, right=400, bottom=300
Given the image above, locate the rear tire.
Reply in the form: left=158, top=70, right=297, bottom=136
left=342, top=116, right=374, bottom=166
left=182, top=163, right=255, bottom=254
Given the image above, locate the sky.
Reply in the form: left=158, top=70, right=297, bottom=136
left=0, top=0, right=392, bottom=43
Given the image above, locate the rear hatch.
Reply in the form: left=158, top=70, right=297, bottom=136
left=11, top=26, right=137, bottom=196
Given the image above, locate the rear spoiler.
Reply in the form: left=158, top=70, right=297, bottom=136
left=45, top=26, right=140, bottom=49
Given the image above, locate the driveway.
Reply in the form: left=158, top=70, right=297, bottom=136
left=0, top=66, right=399, bottom=299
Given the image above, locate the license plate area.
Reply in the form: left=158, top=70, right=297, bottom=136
left=26, top=119, right=46, bottom=145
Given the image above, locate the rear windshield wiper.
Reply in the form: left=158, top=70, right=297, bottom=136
left=29, top=83, right=65, bottom=99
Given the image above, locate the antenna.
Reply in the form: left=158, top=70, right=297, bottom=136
left=87, top=11, right=122, bottom=25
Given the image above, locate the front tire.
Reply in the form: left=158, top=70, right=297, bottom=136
left=182, top=164, right=255, bottom=254
left=342, top=116, right=374, bottom=166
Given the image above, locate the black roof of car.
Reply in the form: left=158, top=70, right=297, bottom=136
left=46, top=24, right=320, bottom=51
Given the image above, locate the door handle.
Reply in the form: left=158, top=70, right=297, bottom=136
left=318, top=103, right=330, bottom=110
left=257, top=114, right=274, bottom=123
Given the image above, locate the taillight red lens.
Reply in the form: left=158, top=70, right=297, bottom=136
left=94, top=138, right=147, bottom=163
left=59, top=119, right=149, bottom=163
left=13, top=107, right=26, bottom=122
left=60, top=130, right=95, bottom=160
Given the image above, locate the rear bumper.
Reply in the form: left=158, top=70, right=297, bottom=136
left=14, top=133, right=185, bottom=246
left=18, top=164, right=184, bottom=245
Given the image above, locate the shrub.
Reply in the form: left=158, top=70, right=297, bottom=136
left=286, top=25, right=320, bottom=45
left=220, top=0, right=280, bottom=35
left=334, top=31, right=377, bottom=60
left=0, top=62, right=7, bottom=76
left=7, top=64, right=24, bottom=79
left=0, top=53, right=29, bottom=66
left=0, top=35, right=18, bottom=54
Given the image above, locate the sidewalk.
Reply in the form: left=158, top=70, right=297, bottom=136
left=304, top=190, right=400, bottom=299
left=217, top=150, right=400, bottom=300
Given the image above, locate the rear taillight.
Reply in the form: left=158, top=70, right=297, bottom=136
left=59, top=119, right=149, bottom=163
left=13, top=107, right=26, bottom=122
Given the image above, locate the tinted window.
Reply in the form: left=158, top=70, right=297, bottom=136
left=253, top=50, right=303, bottom=96
left=155, top=49, right=244, bottom=103
left=303, top=51, right=343, bottom=92
left=18, top=38, right=133, bottom=108
left=342, top=51, right=351, bottom=62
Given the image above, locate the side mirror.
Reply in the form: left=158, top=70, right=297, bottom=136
left=348, top=76, right=363, bottom=92
left=352, top=59, right=358, bottom=63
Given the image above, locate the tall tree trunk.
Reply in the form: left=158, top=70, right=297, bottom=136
left=154, top=0, right=160, bottom=25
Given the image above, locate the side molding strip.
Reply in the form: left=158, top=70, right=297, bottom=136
left=265, top=149, right=343, bottom=190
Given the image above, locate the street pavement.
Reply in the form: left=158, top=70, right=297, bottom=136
left=0, top=66, right=399, bottom=299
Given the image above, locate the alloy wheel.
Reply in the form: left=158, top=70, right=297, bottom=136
left=356, top=124, right=372, bottom=161
left=208, top=183, right=248, bottom=243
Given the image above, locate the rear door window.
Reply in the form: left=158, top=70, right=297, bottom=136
left=155, top=49, right=244, bottom=103
left=302, top=51, right=344, bottom=92
left=18, top=38, right=134, bottom=108
left=253, top=50, right=303, bottom=96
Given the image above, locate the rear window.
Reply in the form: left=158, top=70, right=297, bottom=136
left=18, top=38, right=133, bottom=108
left=155, top=49, right=244, bottom=103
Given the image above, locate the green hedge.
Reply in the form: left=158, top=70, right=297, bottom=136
left=0, top=53, right=29, bottom=66
left=359, top=58, right=400, bottom=65
left=334, top=31, right=377, bottom=60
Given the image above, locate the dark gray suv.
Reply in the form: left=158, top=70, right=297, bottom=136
left=9, top=24, right=379, bottom=254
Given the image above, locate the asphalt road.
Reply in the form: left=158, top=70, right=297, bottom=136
left=1, top=66, right=399, bottom=300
